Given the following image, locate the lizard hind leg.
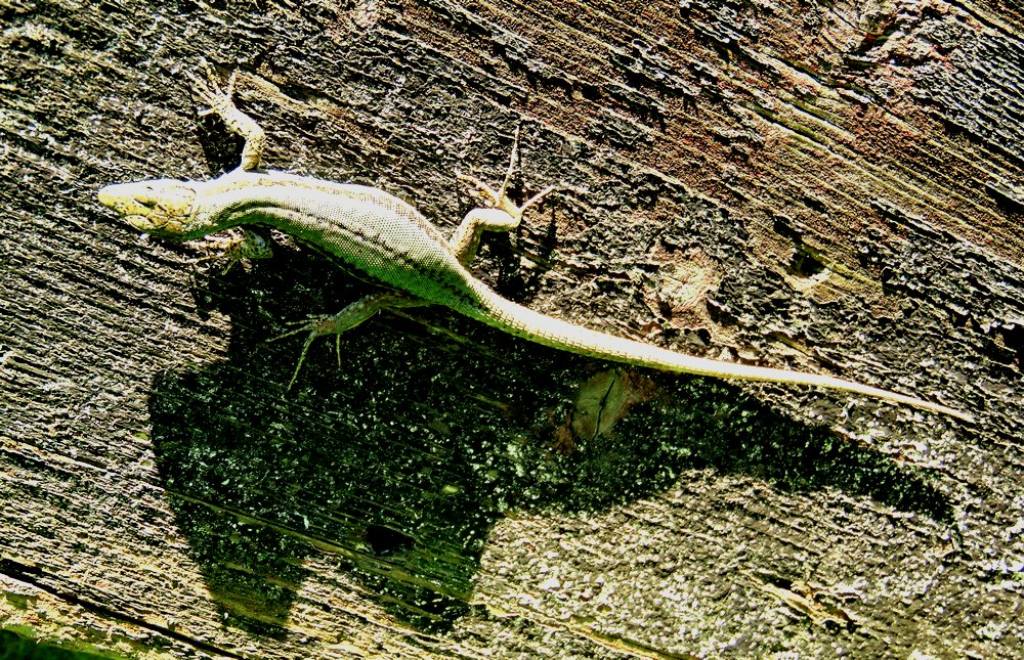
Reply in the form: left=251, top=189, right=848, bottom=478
left=450, top=182, right=557, bottom=265
left=450, top=128, right=556, bottom=265
left=269, top=292, right=424, bottom=390
left=449, top=208, right=521, bottom=266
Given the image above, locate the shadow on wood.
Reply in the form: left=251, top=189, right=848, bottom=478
left=145, top=245, right=953, bottom=635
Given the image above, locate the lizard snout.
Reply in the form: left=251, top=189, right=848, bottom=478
left=97, top=182, right=136, bottom=211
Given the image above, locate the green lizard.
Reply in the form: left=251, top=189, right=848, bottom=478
left=97, top=69, right=973, bottom=423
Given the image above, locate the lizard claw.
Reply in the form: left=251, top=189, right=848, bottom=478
left=188, top=229, right=273, bottom=274
left=458, top=127, right=559, bottom=220
left=185, top=60, right=234, bottom=112
left=456, top=172, right=501, bottom=207
left=520, top=184, right=557, bottom=214
left=458, top=174, right=557, bottom=221
left=268, top=318, right=318, bottom=342
left=269, top=315, right=343, bottom=390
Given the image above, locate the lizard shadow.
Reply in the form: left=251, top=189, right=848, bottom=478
left=146, top=243, right=954, bottom=637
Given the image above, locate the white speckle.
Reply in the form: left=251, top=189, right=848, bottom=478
left=539, top=577, right=561, bottom=591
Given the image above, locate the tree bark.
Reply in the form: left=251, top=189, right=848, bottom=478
left=2, top=0, right=1021, bottom=657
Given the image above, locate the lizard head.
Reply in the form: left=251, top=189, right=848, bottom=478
left=98, top=179, right=201, bottom=239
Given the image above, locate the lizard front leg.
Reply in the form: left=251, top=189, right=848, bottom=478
left=187, top=63, right=267, bottom=172
left=191, top=229, right=274, bottom=274
left=186, top=64, right=273, bottom=263
left=273, top=292, right=426, bottom=390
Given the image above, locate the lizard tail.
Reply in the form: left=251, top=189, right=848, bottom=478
left=462, top=284, right=974, bottom=423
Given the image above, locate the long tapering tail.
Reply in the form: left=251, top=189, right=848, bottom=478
left=460, top=283, right=973, bottom=423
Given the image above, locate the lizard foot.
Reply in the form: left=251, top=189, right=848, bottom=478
left=190, top=229, right=273, bottom=274
left=449, top=127, right=560, bottom=265
left=269, top=315, right=346, bottom=391
left=267, top=292, right=417, bottom=390
left=456, top=173, right=555, bottom=221
left=456, top=126, right=557, bottom=220
left=185, top=60, right=238, bottom=120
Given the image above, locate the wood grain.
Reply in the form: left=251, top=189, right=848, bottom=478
left=2, top=0, right=1021, bottom=657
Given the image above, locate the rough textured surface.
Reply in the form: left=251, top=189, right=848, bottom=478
left=1, top=0, right=1022, bottom=657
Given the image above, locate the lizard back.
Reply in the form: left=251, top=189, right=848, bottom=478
left=204, top=171, right=486, bottom=309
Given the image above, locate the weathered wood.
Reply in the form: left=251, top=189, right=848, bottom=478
left=2, top=0, right=1022, bottom=657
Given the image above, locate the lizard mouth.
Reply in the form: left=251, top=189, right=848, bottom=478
left=124, top=215, right=158, bottom=231
left=96, top=185, right=118, bottom=208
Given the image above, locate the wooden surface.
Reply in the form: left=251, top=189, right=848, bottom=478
left=2, top=0, right=1022, bottom=657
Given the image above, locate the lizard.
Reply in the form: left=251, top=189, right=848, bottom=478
left=97, top=68, right=973, bottom=423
